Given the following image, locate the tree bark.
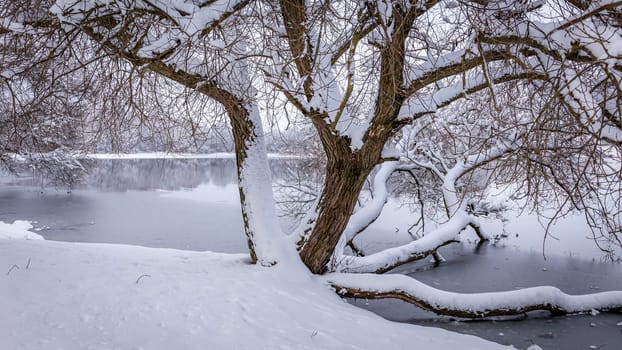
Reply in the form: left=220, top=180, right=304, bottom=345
left=226, top=102, right=261, bottom=263
left=298, top=153, right=374, bottom=274
left=276, top=1, right=413, bottom=273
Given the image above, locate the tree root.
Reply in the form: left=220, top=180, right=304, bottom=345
left=321, top=273, right=622, bottom=319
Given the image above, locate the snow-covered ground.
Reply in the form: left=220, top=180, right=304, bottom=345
left=0, top=223, right=510, bottom=350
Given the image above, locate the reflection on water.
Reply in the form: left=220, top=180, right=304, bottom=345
left=87, top=159, right=238, bottom=191
left=5, top=158, right=321, bottom=192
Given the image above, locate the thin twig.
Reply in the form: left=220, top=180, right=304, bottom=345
left=135, top=274, right=151, bottom=284
left=6, top=264, right=19, bottom=275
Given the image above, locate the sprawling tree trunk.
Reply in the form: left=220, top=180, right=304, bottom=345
left=277, top=0, right=413, bottom=273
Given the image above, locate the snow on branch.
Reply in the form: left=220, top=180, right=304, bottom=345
left=335, top=211, right=474, bottom=273
left=321, top=273, right=622, bottom=318
left=398, top=71, right=547, bottom=120
left=52, top=0, right=246, bottom=37
left=403, top=49, right=512, bottom=98
left=50, top=0, right=251, bottom=83
left=341, top=161, right=400, bottom=242
left=330, top=137, right=525, bottom=272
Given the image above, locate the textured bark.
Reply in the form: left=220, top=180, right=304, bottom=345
left=278, top=1, right=417, bottom=274
left=298, top=153, right=373, bottom=274
left=227, top=103, right=260, bottom=263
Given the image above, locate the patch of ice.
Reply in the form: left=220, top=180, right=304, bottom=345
left=590, top=309, right=599, bottom=316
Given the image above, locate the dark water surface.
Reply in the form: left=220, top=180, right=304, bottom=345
left=352, top=243, right=622, bottom=350
left=1, top=158, right=620, bottom=350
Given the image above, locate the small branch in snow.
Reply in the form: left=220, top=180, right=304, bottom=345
left=6, top=258, right=32, bottom=275
left=6, top=264, right=20, bottom=275
left=587, top=345, right=606, bottom=350
left=135, top=274, right=152, bottom=284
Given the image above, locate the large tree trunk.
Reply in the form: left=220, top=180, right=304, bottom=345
left=298, top=154, right=374, bottom=274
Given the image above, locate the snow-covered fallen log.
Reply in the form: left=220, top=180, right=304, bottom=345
left=321, top=273, right=622, bottom=318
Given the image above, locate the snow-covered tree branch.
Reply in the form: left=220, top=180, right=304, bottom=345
left=322, top=272, right=622, bottom=318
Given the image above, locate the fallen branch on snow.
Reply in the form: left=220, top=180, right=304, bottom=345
left=321, top=273, right=622, bottom=318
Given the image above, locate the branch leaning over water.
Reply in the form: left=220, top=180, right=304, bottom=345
left=321, top=273, right=622, bottom=318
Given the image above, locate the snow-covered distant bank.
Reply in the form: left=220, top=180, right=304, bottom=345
left=82, top=152, right=306, bottom=160
left=3, top=151, right=308, bottom=162
left=0, top=222, right=509, bottom=350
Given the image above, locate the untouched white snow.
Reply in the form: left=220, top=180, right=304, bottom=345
left=0, top=220, right=43, bottom=240
left=1, top=238, right=511, bottom=349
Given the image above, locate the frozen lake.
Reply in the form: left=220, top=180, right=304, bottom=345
left=1, top=158, right=621, bottom=349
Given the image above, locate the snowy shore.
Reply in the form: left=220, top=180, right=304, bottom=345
left=0, top=221, right=509, bottom=350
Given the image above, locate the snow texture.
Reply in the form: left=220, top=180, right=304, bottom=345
left=0, top=238, right=511, bottom=350
left=52, top=0, right=243, bottom=37
left=0, top=220, right=43, bottom=240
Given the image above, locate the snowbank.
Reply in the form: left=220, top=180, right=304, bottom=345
left=0, top=220, right=43, bottom=240
left=0, top=238, right=511, bottom=350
